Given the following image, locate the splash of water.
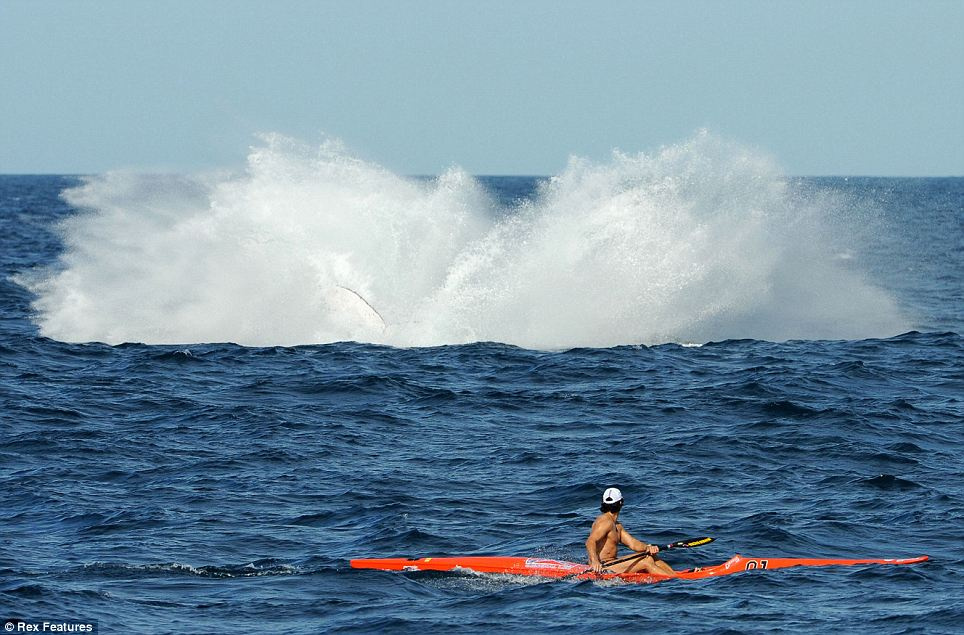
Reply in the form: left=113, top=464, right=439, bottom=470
left=21, top=132, right=909, bottom=348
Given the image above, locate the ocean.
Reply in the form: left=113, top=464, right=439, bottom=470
left=1, top=136, right=962, bottom=633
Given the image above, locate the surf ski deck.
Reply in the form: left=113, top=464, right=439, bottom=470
left=350, top=554, right=928, bottom=583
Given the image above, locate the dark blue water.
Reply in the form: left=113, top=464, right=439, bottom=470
left=1, top=174, right=962, bottom=633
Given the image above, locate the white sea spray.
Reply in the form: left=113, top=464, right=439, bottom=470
left=22, top=132, right=909, bottom=348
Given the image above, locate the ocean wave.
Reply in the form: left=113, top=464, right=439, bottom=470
left=80, top=560, right=301, bottom=579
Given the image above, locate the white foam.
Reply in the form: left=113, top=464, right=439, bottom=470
left=21, top=131, right=909, bottom=348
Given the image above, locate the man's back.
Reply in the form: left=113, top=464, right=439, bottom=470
left=588, top=512, right=621, bottom=561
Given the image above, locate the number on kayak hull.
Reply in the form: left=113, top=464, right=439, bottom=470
left=745, top=559, right=769, bottom=570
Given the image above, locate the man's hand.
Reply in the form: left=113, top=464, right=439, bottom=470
left=647, top=544, right=660, bottom=556
left=590, top=560, right=603, bottom=573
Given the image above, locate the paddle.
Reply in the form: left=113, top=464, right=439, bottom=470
left=601, top=536, right=715, bottom=568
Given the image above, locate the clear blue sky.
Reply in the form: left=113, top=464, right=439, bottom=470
left=1, top=0, right=962, bottom=176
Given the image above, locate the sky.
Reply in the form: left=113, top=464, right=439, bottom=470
left=1, top=0, right=962, bottom=176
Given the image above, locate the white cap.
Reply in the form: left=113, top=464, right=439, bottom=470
left=602, top=487, right=623, bottom=504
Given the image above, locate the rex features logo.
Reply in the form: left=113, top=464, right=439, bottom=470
left=4, top=621, right=96, bottom=633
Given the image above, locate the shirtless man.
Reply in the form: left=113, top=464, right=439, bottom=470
left=585, top=487, right=676, bottom=575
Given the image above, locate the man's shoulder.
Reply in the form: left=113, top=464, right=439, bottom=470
left=592, top=513, right=615, bottom=527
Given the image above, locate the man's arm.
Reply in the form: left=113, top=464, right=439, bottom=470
left=585, top=517, right=612, bottom=572
left=619, top=526, right=658, bottom=555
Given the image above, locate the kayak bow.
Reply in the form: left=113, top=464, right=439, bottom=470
left=350, top=553, right=928, bottom=583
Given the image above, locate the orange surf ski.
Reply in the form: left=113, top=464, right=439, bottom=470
left=350, top=554, right=928, bottom=583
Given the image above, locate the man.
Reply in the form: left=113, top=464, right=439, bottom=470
left=585, top=487, right=676, bottom=575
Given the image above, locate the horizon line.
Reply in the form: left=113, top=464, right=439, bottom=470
left=1, top=172, right=962, bottom=179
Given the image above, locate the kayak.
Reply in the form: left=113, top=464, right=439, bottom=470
left=350, top=553, right=928, bottom=583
